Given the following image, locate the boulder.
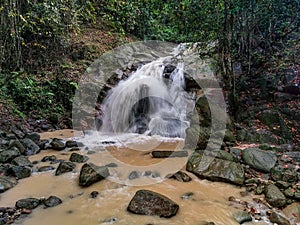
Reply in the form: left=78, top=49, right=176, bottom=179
left=167, top=171, right=192, bottom=182
left=50, top=139, right=66, bottom=151
left=25, top=132, right=40, bottom=144
left=79, top=163, right=109, bottom=187
left=43, top=196, right=62, bottom=207
left=265, top=184, right=287, bottom=208
left=0, top=176, right=17, bottom=193
left=55, top=162, right=76, bottom=176
left=0, top=148, right=21, bottom=163
left=8, top=140, right=25, bottom=154
left=8, top=166, right=31, bottom=179
left=11, top=155, right=32, bottom=167
left=127, top=189, right=179, bottom=218
left=283, top=202, right=300, bottom=223
left=21, top=138, right=40, bottom=156
left=242, top=148, right=277, bottom=172
left=187, top=152, right=245, bottom=185
left=15, top=198, right=40, bottom=209
left=69, top=153, right=89, bottom=163
left=233, top=211, right=252, bottom=223
left=269, top=212, right=291, bottom=225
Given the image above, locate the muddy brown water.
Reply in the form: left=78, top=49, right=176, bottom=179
left=0, top=130, right=266, bottom=225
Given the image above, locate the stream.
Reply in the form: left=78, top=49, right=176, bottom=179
left=0, top=130, right=267, bottom=225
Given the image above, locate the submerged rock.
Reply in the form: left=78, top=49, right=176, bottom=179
left=242, top=147, right=277, bottom=173
left=186, top=152, right=245, bottom=185
left=127, top=189, right=179, bottom=218
left=79, top=163, right=109, bottom=187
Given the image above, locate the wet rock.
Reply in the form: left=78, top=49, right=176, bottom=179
left=69, top=152, right=89, bottom=163
left=0, top=147, right=21, bottom=163
left=265, top=184, right=287, bottom=208
left=43, top=196, right=62, bottom=207
left=151, top=150, right=188, bottom=158
left=186, top=152, right=245, bottom=185
left=199, top=222, right=215, bottom=225
left=105, top=162, right=118, bottom=167
left=8, top=140, right=25, bottom=154
left=41, top=155, right=57, bottom=162
left=269, top=212, right=291, bottom=225
left=66, top=140, right=84, bottom=148
left=15, top=198, right=40, bottom=209
left=39, top=140, right=49, bottom=150
left=181, top=192, right=194, bottom=200
left=0, top=176, right=17, bottom=193
left=8, top=166, right=31, bottom=179
left=50, top=139, right=66, bottom=150
left=79, top=163, right=109, bottom=187
left=185, top=126, right=210, bottom=150
left=21, top=138, right=40, bottom=156
left=143, top=171, right=160, bottom=178
left=89, top=191, right=99, bottom=198
left=283, top=202, right=300, bottom=222
left=127, top=189, right=179, bottom=218
left=101, top=217, right=119, bottom=224
left=38, top=166, right=55, bottom=172
left=24, top=132, right=40, bottom=144
left=128, top=171, right=141, bottom=180
left=55, top=161, right=76, bottom=176
left=11, top=155, right=32, bottom=167
left=233, top=210, right=252, bottom=223
left=167, top=171, right=192, bottom=182
left=242, top=148, right=277, bottom=173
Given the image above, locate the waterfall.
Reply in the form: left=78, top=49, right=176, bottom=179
left=100, top=52, right=195, bottom=138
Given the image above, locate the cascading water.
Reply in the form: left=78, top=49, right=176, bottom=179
left=100, top=56, right=195, bottom=138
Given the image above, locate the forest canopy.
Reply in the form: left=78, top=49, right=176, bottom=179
left=0, top=0, right=299, bottom=133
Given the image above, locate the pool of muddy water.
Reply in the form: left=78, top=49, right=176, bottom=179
left=0, top=130, right=267, bottom=225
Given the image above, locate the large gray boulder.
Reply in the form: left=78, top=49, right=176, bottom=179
left=186, top=152, right=245, bottom=185
left=242, top=148, right=277, bottom=172
left=127, top=189, right=179, bottom=218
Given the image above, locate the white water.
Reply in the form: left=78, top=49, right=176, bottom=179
left=100, top=55, right=195, bottom=138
